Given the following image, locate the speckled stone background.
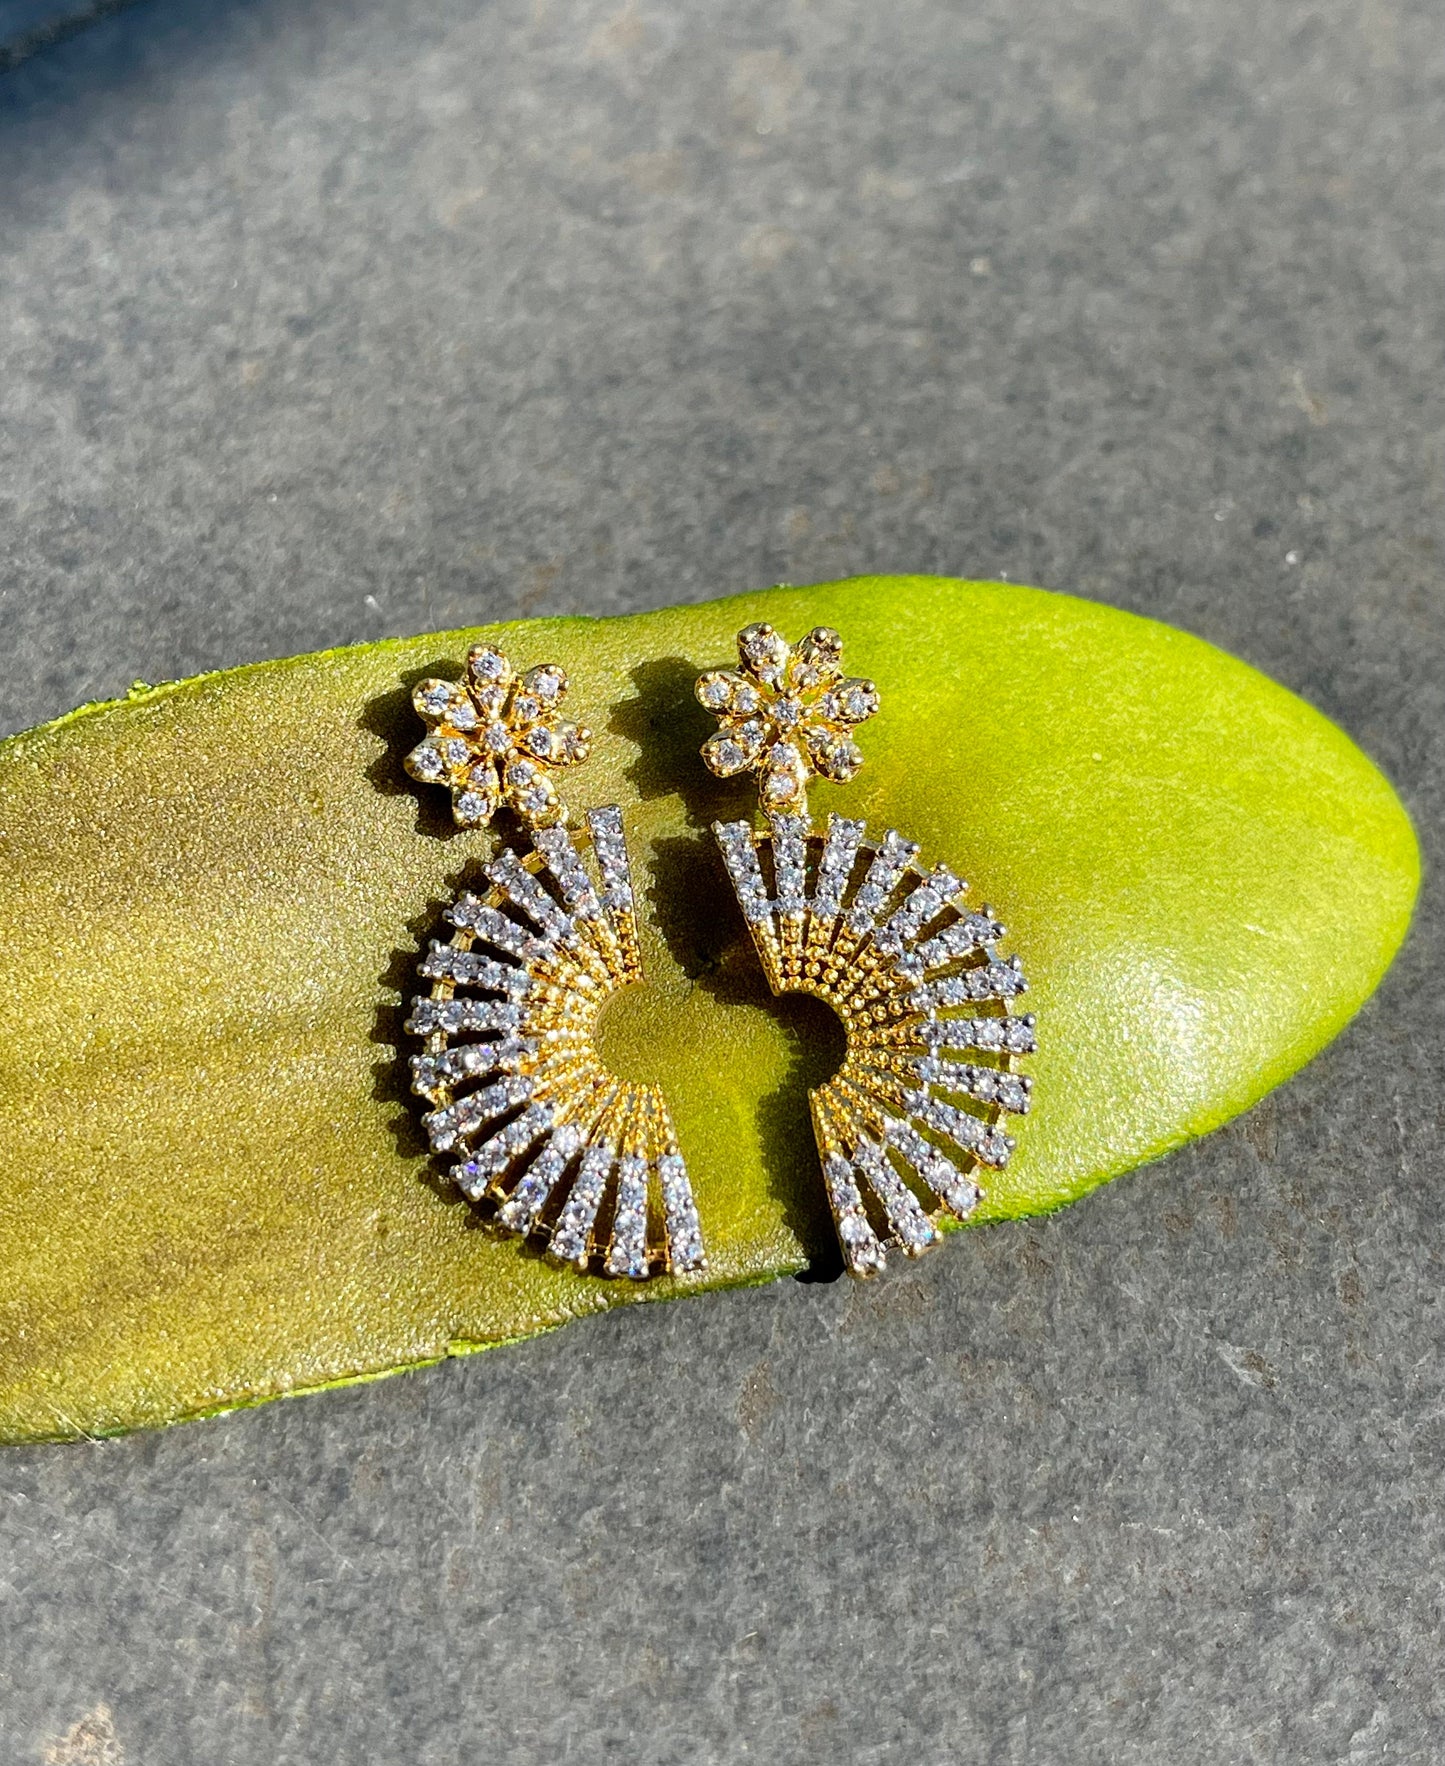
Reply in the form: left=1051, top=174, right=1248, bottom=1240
left=1, top=2, right=1442, bottom=1761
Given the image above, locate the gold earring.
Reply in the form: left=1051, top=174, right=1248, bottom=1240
left=401, top=643, right=705, bottom=1279
left=697, top=622, right=1035, bottom=1276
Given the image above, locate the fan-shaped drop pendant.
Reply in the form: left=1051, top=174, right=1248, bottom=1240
left=399, top=638, right=704, bottom=1281
left=713, top=813, right=1033, bottom=1275
left=406, top=809, right=705, bottom=1278
left=696, top=620, right=1035, bottom=1279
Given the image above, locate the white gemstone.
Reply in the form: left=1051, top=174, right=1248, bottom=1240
left=768, top=814, right=809, bottom=913
left=454, top=791, right=494, bottom=825
left=658, top=1152, right=705, bottom=1272
left=407, top=740, right=449, bottom=782
left=445, top=896, right=550, bottom=962
left=409, top=1037, right=533, bottom=1098
left=822, top=1152, right=887, bottom=1275
left=605, top=1153, right=651, bottom=1279
left=484, top=850, right=573, bottom=938
left=423, top=1074, right=534, bottom=1154
left=418, top=942, right=530, bottom=995
left=450, top=1101, right=554, bottom=1199
left=852, top=1139, right=937, bottom=1253
left=739, top=623, right=790, bottom=684
left=498, top=1122, right=582, bottom=1234
left=914, top=913, right=1003, bottom=972
left=884, top=1117, right=980, bottom=1219
left=550, top=1143, right=614, bottom=1265
left=405, top=997, right=524, bottom=1037
left=812, top=814, right=866, bottom=919
left=846, top=831, right=919, bottom=932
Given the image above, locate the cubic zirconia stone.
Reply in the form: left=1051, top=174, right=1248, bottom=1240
left=817, top=678, right=880, bottom=725
left=913, top=913, right=1005, bottom=973
left=405, top=740, right=450, bottom=783
left=812, top=814, right=865, bottom=919
left=760, top=741, right=807, bottom=811
left=423, top=1074, right=535, bottom=1153
left=604, top=1153, right=651, bottom=1279
left=916, top=1013, right=1037, bottom=1056
left=468, top=645, right=509, bottom=685
left=937, top=1063, right=1033, bottom=1113
left=451, top=1101, right=554, bottom=1199
left=908, top=958, right=1026, bottom=1011
left=768, top=814, right=809, bottom=915
left=409, top=1037, right=533, bottom=1097
left=739, top=622, right=790, bottom=685
left=854, top=1140, right=937, bottom=1253
left=882, top=1117, right=981, bottom=1218
left=823, top=1153, right=886, bottom=1275
left=418, top=942, right=531, bottom=996
left=883, top=865, right=965, bottom=950
left=531, top=826, right=603, bottom=919
left=550, top=1142, right=614, bottom=1265
left=445, top=897, right=549, bottom=961
left=405, top=997, right=524, bottom=1037
left=903, top=1092, right=1014, bottom=1168
left=415, top=679, right=464, bottom=721
left=585, top=805, right=635, bottom=918
left=484, top=850, right=573, bottom=939
left=846, top=831, right=919, bottom=933
left=658, top=1152, right=705, bottom=1272
left=714, top=821, right=771, bottom=925
left=497, top=1121, right=583, bottom=1234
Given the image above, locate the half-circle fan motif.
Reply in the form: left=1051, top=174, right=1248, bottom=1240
left=714, top=811, right=1035, bottom=1276
left=406, top=807, right=705, bottom=1279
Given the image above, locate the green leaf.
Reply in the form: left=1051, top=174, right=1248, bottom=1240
left=0, top=578, right=1418, bottom=1441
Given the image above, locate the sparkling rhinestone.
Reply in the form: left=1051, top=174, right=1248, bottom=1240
left=451, top=1101, right=553, bottom=1199
left=550, top=1142, right=614, bottom=1265
left=822, top=1153, right=887, bottom=1274
left=658, top=1152, right=705, bottom=1273
left=792, top=626, right=843, bottom=689
left=761, top=742, right=807, bottom=808
left=468, top=645, right=510, bottom=684
left=697, top=673, right=733, bottom=711
left=812, top=814, right=866, bottom=919
left=418, top=943, right=530, bottom=995
left=405, top=740, right=449, bottom=783
left=853, top=1139, right=937, bottom=1254
left=445, top=896, right=550, bottom=962
left=484, top=851, right=573, bottom=938
left=605, top=1153, right=651, bottom=1279
left=524, top=664, right=567, bottom=704
left=738, top=622, right=791, bottom=685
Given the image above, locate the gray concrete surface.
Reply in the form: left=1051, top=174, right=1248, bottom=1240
left=1, top=1, right=1442, bottom=1761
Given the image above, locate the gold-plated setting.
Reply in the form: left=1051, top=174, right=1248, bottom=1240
left=696, top=622, right=879, bottom=816
left=402, top=645, right=704, bottom=1279
left=405, top=643, right=592, bottom=829
left=702, top=627, right=1035, bottom=1278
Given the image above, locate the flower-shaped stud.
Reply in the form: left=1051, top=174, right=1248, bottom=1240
left=695, top=622, right=880, bottom=814
left=404, top=643, right=592, bottom=828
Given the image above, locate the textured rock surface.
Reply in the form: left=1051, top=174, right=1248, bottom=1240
left=0, top=0, right=1441, bottom=1761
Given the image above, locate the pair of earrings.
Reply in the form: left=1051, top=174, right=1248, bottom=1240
left=401, top=621, right=1035, bottom=1281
